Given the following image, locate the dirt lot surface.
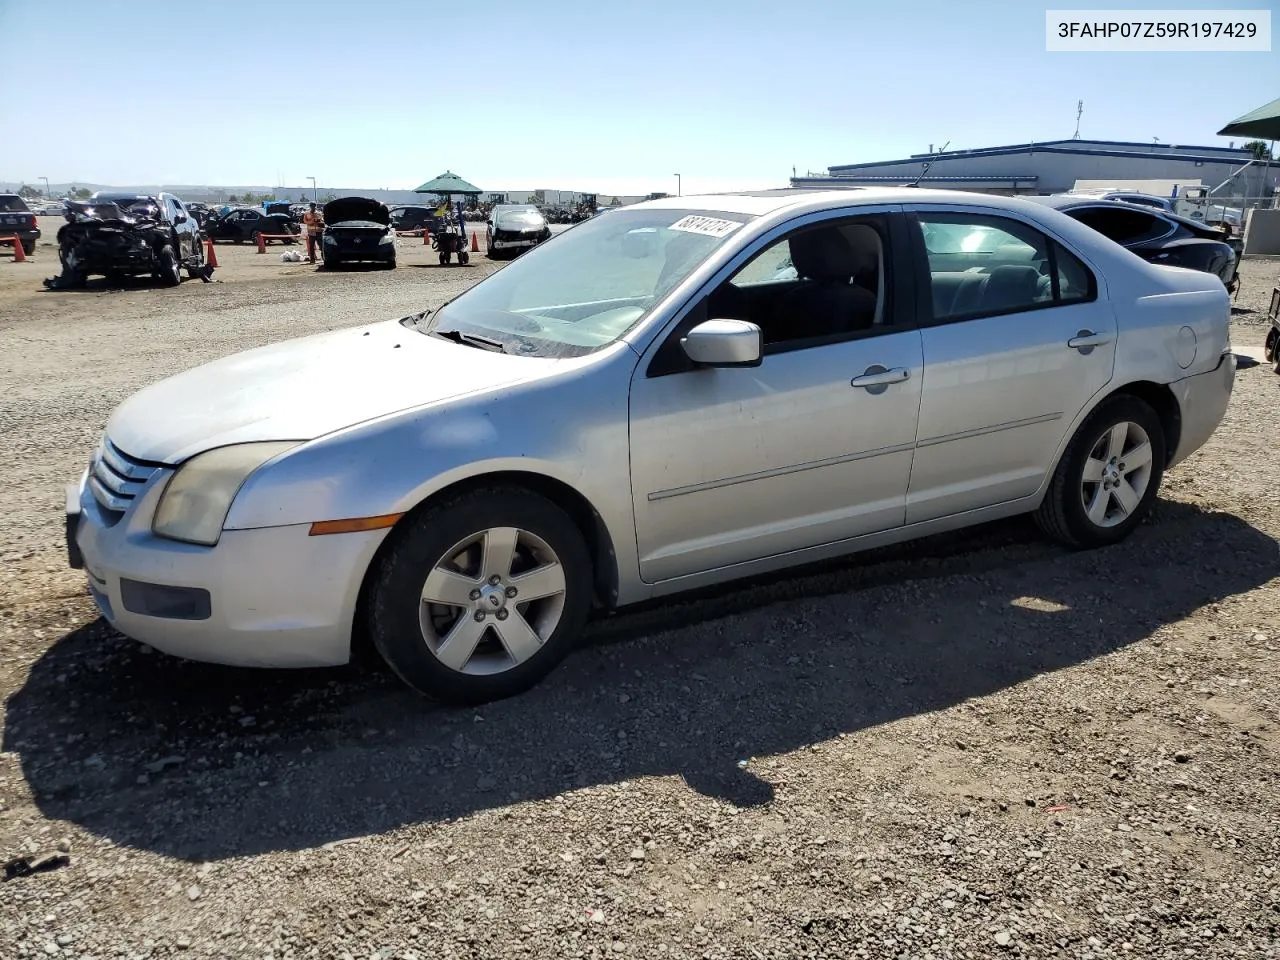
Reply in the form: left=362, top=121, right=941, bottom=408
left=1, top=243, right=1278, bottom=958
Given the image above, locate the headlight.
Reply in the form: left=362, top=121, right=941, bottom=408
left=323, top=234, right=336, bottom=244
left=379, top=233, right=395, bottom=244
left=153, top=442, right=299, bottom=546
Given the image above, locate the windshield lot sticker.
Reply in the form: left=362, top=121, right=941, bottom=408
left=669, top=215, right=742, bottom=239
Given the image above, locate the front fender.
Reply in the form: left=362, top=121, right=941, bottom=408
left=222, top=354, right=638, bottom=582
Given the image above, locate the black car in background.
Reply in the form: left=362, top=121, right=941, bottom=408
left=0, top=194, right=41, bottom=256
left=322, top=196, right=396, bottom=269
left=183, top=201, right=211, bottom=226
left=1025, top=196, right=1241, bottom=294
left=203, top=207, right=300, bottom=244
left=388, top=205, right=438, bottom=234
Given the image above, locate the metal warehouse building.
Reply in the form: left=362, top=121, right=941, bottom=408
left=791, top=139, right=1273, bottom=199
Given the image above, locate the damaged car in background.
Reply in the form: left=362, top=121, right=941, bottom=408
left=45, top=192, right=211, bottom=290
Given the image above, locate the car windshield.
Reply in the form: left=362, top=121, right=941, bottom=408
left=416, top=208, right=752, bottom=358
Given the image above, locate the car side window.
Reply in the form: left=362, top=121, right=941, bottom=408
left=705, top=217, right=890, bottom=352
left=916, top=213, right=1063, bottom=322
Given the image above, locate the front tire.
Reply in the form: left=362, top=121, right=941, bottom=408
left=154, top=245, right=182, bottom=287
left=1036, top=394, right=1165, bottom=548
left=368, top=487, right=593, bottom=705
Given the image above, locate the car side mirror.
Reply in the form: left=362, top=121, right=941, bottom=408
left=173, top=213, right=187, bottom=224
left=681, top=319, right=762, bottom=368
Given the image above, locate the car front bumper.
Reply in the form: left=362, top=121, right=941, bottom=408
left=66, top=471, right=386, bottom=668
left=490, top=237, right=539, bottom=250
left=1168, top=348, right=1235, bottom=469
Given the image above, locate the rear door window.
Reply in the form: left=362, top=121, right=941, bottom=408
left=914, top=212, right=1095, bottom=322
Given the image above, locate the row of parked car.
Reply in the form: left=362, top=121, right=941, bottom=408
left=10, top=186, right=1245, bottom=299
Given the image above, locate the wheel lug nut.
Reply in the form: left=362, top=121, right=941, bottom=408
left=473, top=610, right=486, bottom=622
left=469, top=589, right=481, bottom=601
left=496, top=609, right=508, bottom=621
left=505, top=586, right=517, bottom=598
left=488, top=575, right=501, bottom=586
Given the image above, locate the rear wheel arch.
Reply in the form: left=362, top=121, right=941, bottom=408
left=1103, top=380, right=1182, bottom=466
left=1036, top=379, right=1182, bottom=510
left=350, top=471, right=620, bottom=662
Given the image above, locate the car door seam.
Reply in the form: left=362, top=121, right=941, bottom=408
left=648, top=441, right=917, bottom=502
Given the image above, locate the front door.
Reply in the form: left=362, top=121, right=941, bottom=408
left=629, top=212, right=924, bottom=583
left=903, top=209, right=1117, bottom=523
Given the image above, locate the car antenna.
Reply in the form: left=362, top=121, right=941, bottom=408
left=906, top=141, right=950, bottom=187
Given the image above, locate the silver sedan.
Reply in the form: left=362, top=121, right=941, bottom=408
left=67, top=188, right=1235, bottom=703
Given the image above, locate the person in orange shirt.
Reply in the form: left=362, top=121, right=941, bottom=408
left=301, top=203, right=324, bottom=263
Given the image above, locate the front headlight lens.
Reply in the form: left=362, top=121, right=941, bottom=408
left=379, top=233, right=395, bottom=244
left=323, top=234, right=336, bottom=244
left=153, top=442, right=299, bottom=546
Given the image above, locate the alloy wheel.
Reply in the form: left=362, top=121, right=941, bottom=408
left=418, top=526, right=567, bottom=675
left=1079, top=420, right=1154, bottom=528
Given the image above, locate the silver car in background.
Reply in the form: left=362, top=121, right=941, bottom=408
left=67, top=188, right=1234, bottom=703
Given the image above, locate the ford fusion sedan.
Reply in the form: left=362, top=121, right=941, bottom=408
left=67, top=188, right=1234, bottom=704
left=485, top=204, right=551, bottom=259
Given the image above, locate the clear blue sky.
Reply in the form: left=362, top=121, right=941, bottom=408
left=1, top=0, right=1275, bottom=195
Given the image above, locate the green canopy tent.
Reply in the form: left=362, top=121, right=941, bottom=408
left=1218, top=98, right=1278, bottom=205
left=1217, top=96, right=1280, bottom=142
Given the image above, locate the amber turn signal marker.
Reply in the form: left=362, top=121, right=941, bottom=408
left=308, top=513, right=405, bottom=536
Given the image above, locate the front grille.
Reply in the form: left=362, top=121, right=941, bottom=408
left=88, top=438, right=162, bottom=523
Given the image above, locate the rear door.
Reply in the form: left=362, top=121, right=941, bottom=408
left=903, top=206, right=1116, bottom=524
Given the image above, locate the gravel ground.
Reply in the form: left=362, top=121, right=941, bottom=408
left=0, top=249, right=1278, bottom=959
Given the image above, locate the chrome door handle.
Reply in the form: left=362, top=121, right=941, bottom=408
left=850, top=366, right=910, bottom=389
left=1067, top=330, right=1113, bottom=350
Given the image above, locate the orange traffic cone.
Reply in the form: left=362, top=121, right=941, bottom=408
left=470, top=231, right=479, bottom=253
left=7, top=236, right=26, bottom=262
left=423, top=230, right=431, bottom=246
left=204, top=238, right=219, bottom=268
left=256, top=232, right=267, bottom=254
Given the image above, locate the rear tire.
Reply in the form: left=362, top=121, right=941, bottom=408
left=1035, top=394, right=1165, bottom=548
left=368, top=487, right=593, bottom=705
left=21, top=240, right=35, bottom=256
left=1266, top=327, right=1280, bottom=375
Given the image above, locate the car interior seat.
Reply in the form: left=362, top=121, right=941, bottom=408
left=771, top=226, right=878, bottom=339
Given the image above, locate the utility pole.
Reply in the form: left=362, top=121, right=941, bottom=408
left=1072, top=100, right=1083, bottom=139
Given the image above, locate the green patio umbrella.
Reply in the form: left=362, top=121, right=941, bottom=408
left=413, top=171, right=483, bottom=201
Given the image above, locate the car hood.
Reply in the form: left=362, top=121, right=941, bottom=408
left=105, top=320, right=552, bottom=464
left=324, top=196, right=390, bottom=225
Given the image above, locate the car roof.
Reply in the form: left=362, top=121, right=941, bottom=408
left=632, top=187, right=1098, bottom=217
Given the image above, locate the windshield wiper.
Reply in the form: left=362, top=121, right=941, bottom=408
left=429, top=329, right=507, bottom=353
